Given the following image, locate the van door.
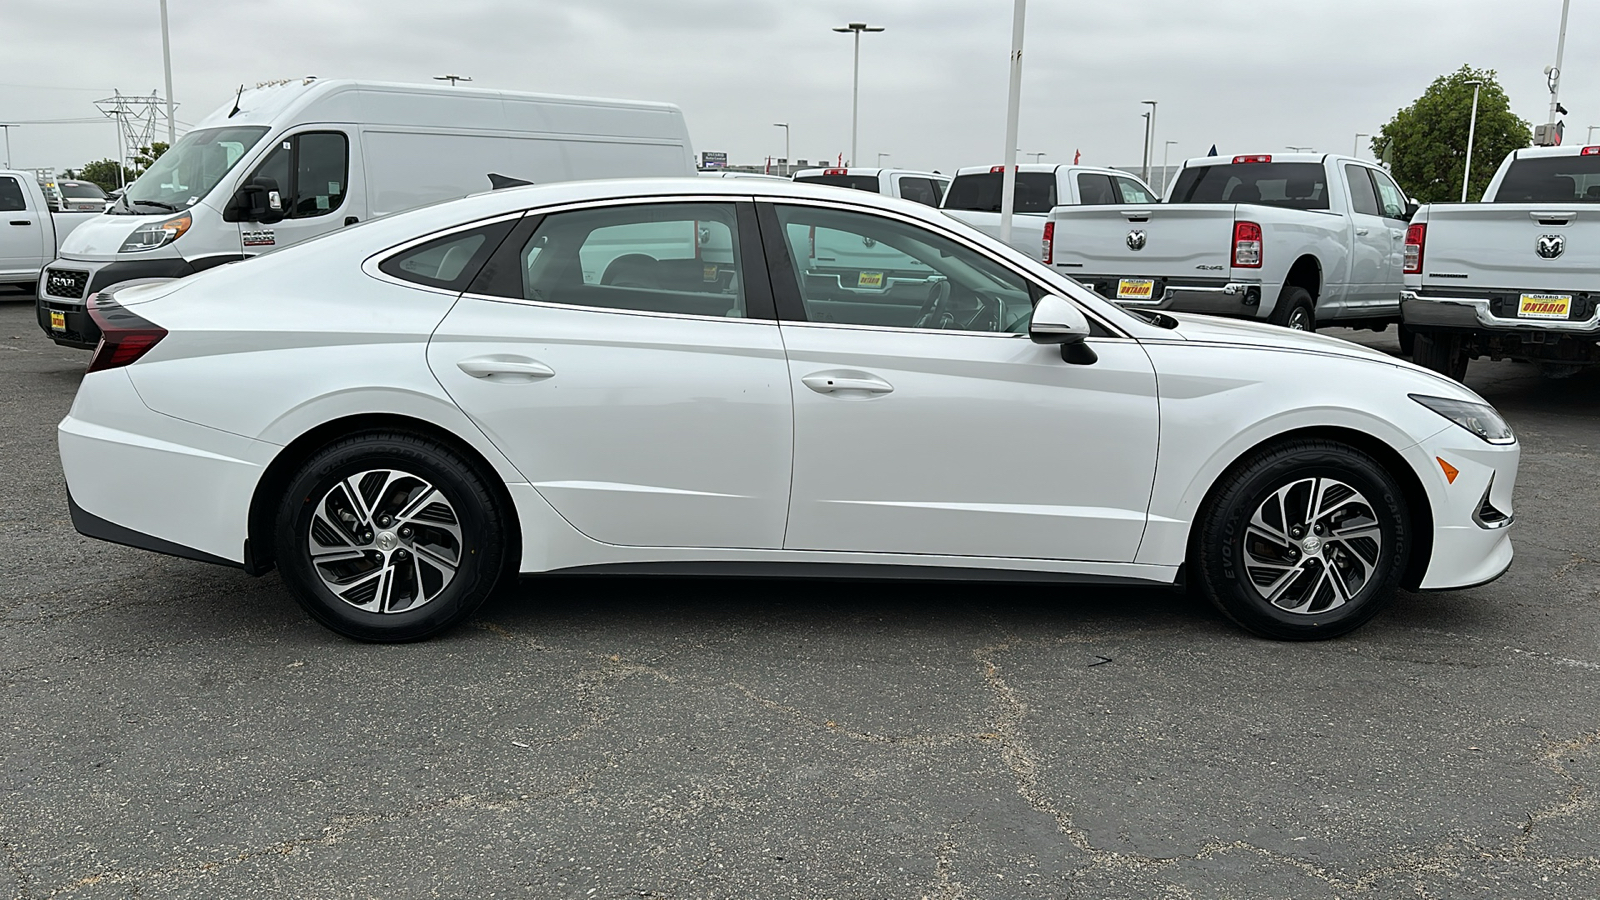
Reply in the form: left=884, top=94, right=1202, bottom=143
left=235, top=129, right=363, bottom=256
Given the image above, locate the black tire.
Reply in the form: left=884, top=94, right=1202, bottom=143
left=1396, top=323, right=1416, bottom=356
left=1410, top=331, right=1469, bottom=381
left=274, top=432, right=510, bottom=642
left=1269, top=286, right=1316, bottom=331
left=1194, top=440, right=1410, bottom=641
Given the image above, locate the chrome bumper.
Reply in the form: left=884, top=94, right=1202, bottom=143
left=1401, top=291, right=1600, bottom=334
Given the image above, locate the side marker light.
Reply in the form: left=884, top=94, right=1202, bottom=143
left=1437, top=457, right=1459, bottom=484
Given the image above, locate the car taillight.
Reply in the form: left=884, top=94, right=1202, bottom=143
left=1232, top=221, right=1263, bottom=268
left=1042, top=220, right=1054, bottom=264
left=1232, top=154, right=1272, bottom=164
left=86, top=295, right=167, bottom=373
left=1404, top=223, right=1426, bottom=275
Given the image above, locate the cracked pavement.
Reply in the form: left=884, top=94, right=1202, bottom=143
left=2, top=291, right=1598, bottom=898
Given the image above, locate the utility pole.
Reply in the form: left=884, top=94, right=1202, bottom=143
left=772, top=123, right=789, bottom=175
left=1141, top=100, right=1157, bottom=183
left=998, top=0, right=1026, bottom=246
left=160, top=0, right=175, bottom=145
left=833, top=22, right=883, bottom=167
left=1462, top=80, right=1484, bottom=202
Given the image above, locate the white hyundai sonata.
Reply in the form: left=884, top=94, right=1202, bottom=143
left=59, top=178, right=1518, bottom=642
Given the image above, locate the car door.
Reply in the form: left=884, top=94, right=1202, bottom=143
left=758, top=200, right=1160, bottom=562
left=236, top=129, right=361, bottom=255
left=425, top=199, right=795, bottom=549
left=0, top=175, right=46, bottom=279
left=1341, top=164, right=1386, bottom=311
left=1369, top=169, right=1412, bottom=313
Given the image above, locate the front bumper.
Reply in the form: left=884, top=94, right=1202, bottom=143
left=1405, top=423, right=1520, bottom=591
left=38, top=257, right=200, bottom=349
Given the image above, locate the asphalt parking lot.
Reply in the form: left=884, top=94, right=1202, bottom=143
left=2, top=286, right=1597, bottom=899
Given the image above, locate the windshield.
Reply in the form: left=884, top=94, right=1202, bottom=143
left=1169, top=162, right=1330, bottom=210
left=942, top=172, right=1058, bottom=213
left=114, top=125, right=269, bottom=215
left=58, top=181, right=106, bottom=200
left=1492, top=154, right=1600, bottom=202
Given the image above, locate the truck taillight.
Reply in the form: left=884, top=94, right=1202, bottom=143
left=86, top=295, right=167, bottom=373
left=1232, top=155, right=1272, bottom=164
left=1232, top=221, right=1263, bottom=268
left=1403, top=223, right=1426, bottom=275
left=824, top=168, right=847, bottom=175
left=1583, top=146, right=1600, bottom=156
left=990, top=165, right=1008, bottom=173
left=1042, top=221, right=1054, bottom=264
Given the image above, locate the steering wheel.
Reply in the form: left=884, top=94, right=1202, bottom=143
left=914, top=279, right=952, bottom=329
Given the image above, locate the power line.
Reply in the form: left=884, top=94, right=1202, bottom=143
left=0, top=82, right=108, bottom=92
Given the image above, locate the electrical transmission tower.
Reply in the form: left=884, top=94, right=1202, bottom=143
left=94, top=90, right=178, bottom=188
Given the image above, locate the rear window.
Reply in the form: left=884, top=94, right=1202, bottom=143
left=794, top=174, right=882, bottom=193
left=1492, top=154, right=1600, bottom=202
left=1169, top=162, right=1330, bottom=210
left=942, top=172, right=1058, bottom=213
left=57, top=181, right=106, bottom=200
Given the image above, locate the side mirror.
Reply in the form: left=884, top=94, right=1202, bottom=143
left=222, top=176, right=286, bottom=224
left=1029, top=294, right=1098, bottom=365
left=1403, top=200, right=1420, bottom=220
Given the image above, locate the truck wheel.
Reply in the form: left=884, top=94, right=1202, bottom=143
left=1396, top=324, right=1416, bottom=356
left=1411, top=332, right=1468, bottom=381
left=1270, top=287, right=1316, bottom=331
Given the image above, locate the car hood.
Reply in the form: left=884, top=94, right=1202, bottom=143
left=1164, top=313, right=1400, bottom=365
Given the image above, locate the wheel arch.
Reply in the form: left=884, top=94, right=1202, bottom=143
left=1185, top=424, right=1434, bottom=591
left=1284, top=254, right=1322, bottom=300
left=244, top=413, right=523, bottom=577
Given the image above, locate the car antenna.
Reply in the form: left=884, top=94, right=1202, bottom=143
left=487, top=173, right=534, bottom=190
left=228, top=84, right=244, bottom=118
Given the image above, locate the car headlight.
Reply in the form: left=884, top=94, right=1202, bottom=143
left=118, top=213, right=191, bottom=253
left=1410, top=394, right=1514, bottom=444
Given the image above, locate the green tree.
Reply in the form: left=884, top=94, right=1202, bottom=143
left=1375, top=65, right=1531, bottom=203
left=77, top=159, right=130, bottom=192
left=131, top=141, right=168, bottom=171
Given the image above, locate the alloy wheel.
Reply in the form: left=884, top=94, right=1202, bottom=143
left=1241, top=476, right=1383, bottom=615
left=306, top=468, right=463, bottom=614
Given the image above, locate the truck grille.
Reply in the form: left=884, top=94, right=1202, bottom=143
left=45, top=268, right=90, bottom=300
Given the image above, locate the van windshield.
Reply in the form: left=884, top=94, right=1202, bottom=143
left=112, top=125, right=269, bottom=215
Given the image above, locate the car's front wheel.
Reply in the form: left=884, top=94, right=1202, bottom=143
left=274, top=432, right=510, bottom=642
left=1194, top=440, right=1410, bottom=640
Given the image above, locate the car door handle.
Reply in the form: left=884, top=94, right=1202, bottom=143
left=801, top=371, right=894, bottom=394
left=456, top=356, right=555, bottom=380
left=9, top=220, right=30, bottom=226
left=1355, top=228, right=1370, bottom=236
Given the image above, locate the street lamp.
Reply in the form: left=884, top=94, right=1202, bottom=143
left=1026, top=152, right=1046, bottom=163
left=0, top=124, right=14, bottom=169
left=1588, top=125, right=1598, bottom=144
left=433, top=74, right=472, bottom=86
left=1141, top=100, right=1157, bottom=183
left=832, top=22, right=884, bottom=167
left=1161, top=140, right=1178, bottom=195
left=1353, top=133, right=1369, bottom=157
left=876, top=152, right=890, bottom=166
left=1462, top=79, right=1484, bottom=202
left=1287, top=145, right=1314, bottom=152
left=773, top=123, right=789, bottom=175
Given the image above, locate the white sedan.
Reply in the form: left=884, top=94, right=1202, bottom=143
left=59, top=178, right=1519, bottom=642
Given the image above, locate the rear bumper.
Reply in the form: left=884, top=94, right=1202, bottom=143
left=1069, top=273, right=1275, bottom=318
left=1402, top=293, right=1600, bottom=364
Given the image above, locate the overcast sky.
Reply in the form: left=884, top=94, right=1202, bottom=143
left=2, top=0, right=1594, bottom=180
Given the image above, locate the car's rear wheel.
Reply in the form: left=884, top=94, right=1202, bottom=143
left=1411, top=332, right=1469, bottom=381
left=1270, top=286, right=1316, bottom=331
left=274, top=432, right=509, bottom=642
left=1194, top=440, right=1410, bottom=640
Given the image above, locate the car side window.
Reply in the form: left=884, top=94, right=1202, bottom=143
left=0, top=176, right=25, bottom=212
left=772, top=204, right=1035, bottom=333
left=378, top=220, right=516, bottom=291
left=1076, top=173, right=1117, bottom=205
left=1114, top=176, right=1156, bottom=203
left=897, top=177, right=941, bottom=208
left=508, top=202, right=750, bottom=319
left=1344, top=165, right=1381, bottom=216
left=244, top=131, right=349, bottom=219
left=1372, top=170, right=1408, bottom=220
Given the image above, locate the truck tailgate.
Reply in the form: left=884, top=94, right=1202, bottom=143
left=1050, top=204, right=1235, bottom=275
left=1420, top=204, right=1600, bottom=291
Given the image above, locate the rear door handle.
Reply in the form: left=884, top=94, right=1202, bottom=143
left=456, top=356, right=555, bottom=380
left=801, top=371, right=894, bottom=395
left=1355, top=228, right=1370, bottom=236
left=9, top=220, right=30, bottom=226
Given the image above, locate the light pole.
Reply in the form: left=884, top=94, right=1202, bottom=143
left=876, top=152, right=890, bottom=167
left=1588, top=125, right=1598, bottom=144
left=832, top=22, right=883, bottom=167
left=1161, top=140, right=1177, bottom=195
left=1026, top=152, right=1045, bottom=163
left=1353, top=133, right=1369, bottom=157
left=1140, top=113, right=1151, bottom=182
left=0, top=125, right=13, bottom=169
left=1287, top=145, right=1314, bottom=152
left=1140, top=100, right=1157, bottom=183
left=772, top=123, right=789, bottom=175
left=1546, top=0, right=1572, bottom=131
left=159, top=0, right=175, bottom=146
left=997, top=0, right=1026, bottom=246
left=1462, top=79, right=1484, bottom=202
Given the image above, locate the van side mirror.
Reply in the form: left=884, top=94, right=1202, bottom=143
left=223, top=176, right=286, bottom=224
left=1029, top=294, right=1097, bottom=365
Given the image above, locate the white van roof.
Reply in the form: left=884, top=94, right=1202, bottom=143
left=189, top=78, right=691, bottom=143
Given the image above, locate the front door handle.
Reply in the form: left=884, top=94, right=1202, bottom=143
left=1355, top=228, right=1370, bottom=236
left=457, top=355, right=555, bottom=381
left=801, top=371, right=894, bottom=395
left=9, top=220, right=30, bottom=226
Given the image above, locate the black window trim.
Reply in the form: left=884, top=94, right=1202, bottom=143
left=457, top=197, right=779, bottom=322
left=753, top=197, right=1131, bottom=340
left=247, top=129, right=351, bottom=220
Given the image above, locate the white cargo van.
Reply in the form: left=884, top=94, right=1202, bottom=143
left=37, top=78, right=697, bottom=347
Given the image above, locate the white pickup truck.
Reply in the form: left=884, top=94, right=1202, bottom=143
left=940, top=163, right=1156, bottom=259
left=0, top=170, right=98, bottom=296
left=1046, top=153, right=1414, bottom=333
left=791, top=167, right=951, bottom=208
left=1402, top=144, right=1600, bottom=379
